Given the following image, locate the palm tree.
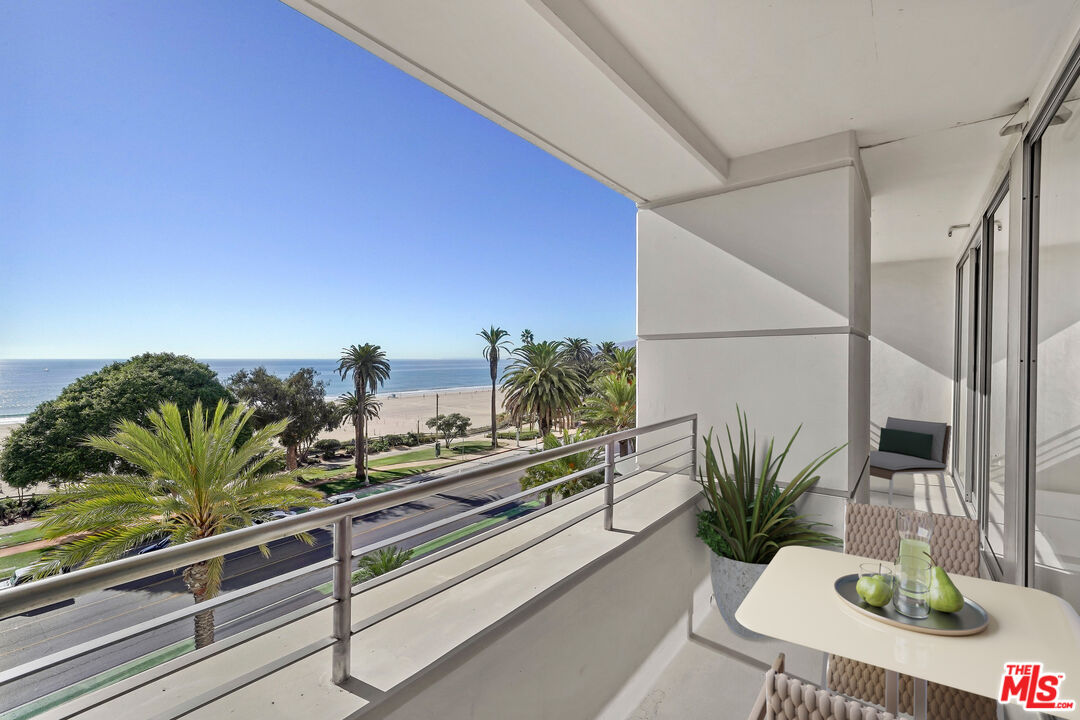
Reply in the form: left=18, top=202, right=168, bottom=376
left=35, top=400, right=322, bottom=649
left=337, top=392, right=382, bottom=475
left=337, top=344, right=391, bottom=482
left=353, top=545, right=413, bottom=584
left=601, top=346, right=636, bottom=380
left=595, top=340, right=618, bottom=360
left=479, top=326, right=512, bottom=448
left=519, top=431, right=603, bottom=505
left=583, top=373, right=636, bottom=454
left=520, top=328, right=534, bottom=346
left=501, top=340, right=583, bottom=436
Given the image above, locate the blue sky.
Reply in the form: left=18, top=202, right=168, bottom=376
left=0, top=1, right=635, bottom=360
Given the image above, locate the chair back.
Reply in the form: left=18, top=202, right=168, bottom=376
left=764, top=669, right=897, bottom=720
left=844, top=503, right=980, bottom=577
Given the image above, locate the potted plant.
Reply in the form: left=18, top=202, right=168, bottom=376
left=697, top=407, right=844, bottom=636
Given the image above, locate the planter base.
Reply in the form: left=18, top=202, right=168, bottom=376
left=710, top=552, right=768, bottom=639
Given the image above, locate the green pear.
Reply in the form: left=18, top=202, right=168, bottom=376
left=928, top=563, right=964, bottom=613
left=856, top=575, right=893, bottom=607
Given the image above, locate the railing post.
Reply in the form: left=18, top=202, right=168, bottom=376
left=604, top=440, right=616, bottom=530
left=690, top=415, right=699, bottom=481
left=331, top=515, right=353, bottom=685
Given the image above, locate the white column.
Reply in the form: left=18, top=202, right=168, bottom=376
left=637, top=133, right=871, bottom=520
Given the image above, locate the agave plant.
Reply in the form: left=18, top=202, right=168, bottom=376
left=697, top=407, right=844, bottom=564
left=353, top=545, right=414, bottom=584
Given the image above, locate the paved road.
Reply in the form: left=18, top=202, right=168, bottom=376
left=0, top=468, right=528, bottom=714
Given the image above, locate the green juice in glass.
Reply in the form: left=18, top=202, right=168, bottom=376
left=896, top=537, right=931, bottom=617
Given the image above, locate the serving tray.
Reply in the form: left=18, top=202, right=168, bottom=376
left=834, top=573, right=989, bottom=636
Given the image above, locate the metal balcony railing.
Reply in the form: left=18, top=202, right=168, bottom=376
left=0, top=414, right=698, bottom=719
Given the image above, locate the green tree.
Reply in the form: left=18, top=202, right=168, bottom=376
left=337, top=344, right=391, bottom=482
left=519, top=431, right=603, bottom=505
left=0, top=353, right=233, bottom=491
left=352, top=545, right=413, bottom=584
left=520, top=329, right=534, bottom=346
left=595, top=341, right=619, bottom=360
left=426, top=412, right=472, bottom=448
left=562, top=337, right=594, bottom=379
left=227, top=367, right=335, bottom=470
left=600, top=346, right=636, bottom=380
left=478, top=326, right=512, bottom=448
left=501, top=341, right=583, bottom=436
left=583, top=373, right=636, bottom=454
left=337, top=392, right=382, bottom=475
left=35, top=400, right=322, bottom=648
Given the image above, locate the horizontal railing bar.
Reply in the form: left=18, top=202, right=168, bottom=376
left=0, top=414, right=696, bottom=618
left=614, top=463, right=694, bottom=505
left=352, top=481, right=609, bottom=597
left=39, top=595, right=337, bottom=720
left=150, top=637, right=337, bottom=720
left=614, top=433, right=693, bottom=463
left=349, top=461, right=605, bottom=559
left=0, top=557, right=336, bottom=686
left=352, top=501, right=606, bottom=635
left=612, top=447, right=694, bottom=485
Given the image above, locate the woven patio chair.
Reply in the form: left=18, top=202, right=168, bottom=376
left=748, top=653, right=897, bottom=720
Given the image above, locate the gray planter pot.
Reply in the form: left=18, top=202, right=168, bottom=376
left=710, top=551, right=768, bottom=639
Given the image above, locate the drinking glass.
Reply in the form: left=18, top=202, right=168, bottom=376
left=858, top=562, right=895, bottom=606
left=895, top=510, right=934, bottom=618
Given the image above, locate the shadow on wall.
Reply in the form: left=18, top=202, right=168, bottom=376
left=871, top=258, right=954, bottom=377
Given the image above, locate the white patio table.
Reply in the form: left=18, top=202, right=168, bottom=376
left=737, top=545, right=1080, bottom=719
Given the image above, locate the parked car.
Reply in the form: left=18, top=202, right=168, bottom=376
left=134, top=536, right=170, bottom=555
left=0, top=566, right=35, bottom=590
left=254, top=509, right=297, bottom=524
left=326, top=493, right=358, bottom=505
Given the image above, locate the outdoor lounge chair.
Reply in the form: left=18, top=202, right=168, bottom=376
left=869, top=418, right=950, bottom=505
left=826, top=503, right=996, bottom=719
left=748, top=653, right=896, bottom=720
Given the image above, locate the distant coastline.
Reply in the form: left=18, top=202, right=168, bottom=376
left=0, top=358, right=510, bottom=419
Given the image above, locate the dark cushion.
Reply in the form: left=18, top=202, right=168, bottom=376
left=878, top=428, right=934, bottom=459
left=870, top=450, right=946, bottom=472
left=885, top=418, right=947, bottom=463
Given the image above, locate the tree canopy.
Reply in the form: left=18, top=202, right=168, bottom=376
left=426, top=413, right=472, bottom=447
left=0, top=353, right=233, bottom=489
left=227, top=367, right=335, bottom=469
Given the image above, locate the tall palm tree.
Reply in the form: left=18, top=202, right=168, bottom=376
left=562, top=337, right=595, bottom=388
left=478, top=326, right=512, bottom=448
left=520, top=328, right=534, bottom=346
left=34, top=400, right=322, bottom=649
left=501, top=340, right=582, bottom=436
left=337, top=344, right=391, bottom=482
left=338, top=392, right=382, bottom=475
left=583, top=372, right=636, bottom=454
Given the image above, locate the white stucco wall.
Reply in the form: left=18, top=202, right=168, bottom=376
left=636, top=139, right=870, bottom=522
left=869, top=257, right=955, bottom=443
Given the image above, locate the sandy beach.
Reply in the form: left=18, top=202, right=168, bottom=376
left=320, top=386, right=506, bottom=441
left=0, top=386, right=507, bottom=447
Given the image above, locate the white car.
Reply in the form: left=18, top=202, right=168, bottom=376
left=0, top=567, right=36, bottom=590
left=326, top=493, right=358, bottom=505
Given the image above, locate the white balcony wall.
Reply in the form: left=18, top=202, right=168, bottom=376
left=870, top=258, right=955, bottom=439
left=637, top=135, right=871, bottom=531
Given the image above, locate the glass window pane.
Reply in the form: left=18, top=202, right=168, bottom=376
left=987, top=194, right=1009, bottom=560
left=1035, top=82, right=1080, bottom=612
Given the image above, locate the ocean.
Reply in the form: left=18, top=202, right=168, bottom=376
left=0, top=358, right=510, bottom=421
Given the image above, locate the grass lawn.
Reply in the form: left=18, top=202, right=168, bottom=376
left=316, top=462, right=456, bottom=495
left=0, top=527, right=45, bottom=550
left=0, top=548, right=44, bottom=579
left=368, top=441, right=498, bottom=468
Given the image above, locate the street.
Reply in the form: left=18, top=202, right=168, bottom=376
left=0, top=468, right=527, bottom=715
